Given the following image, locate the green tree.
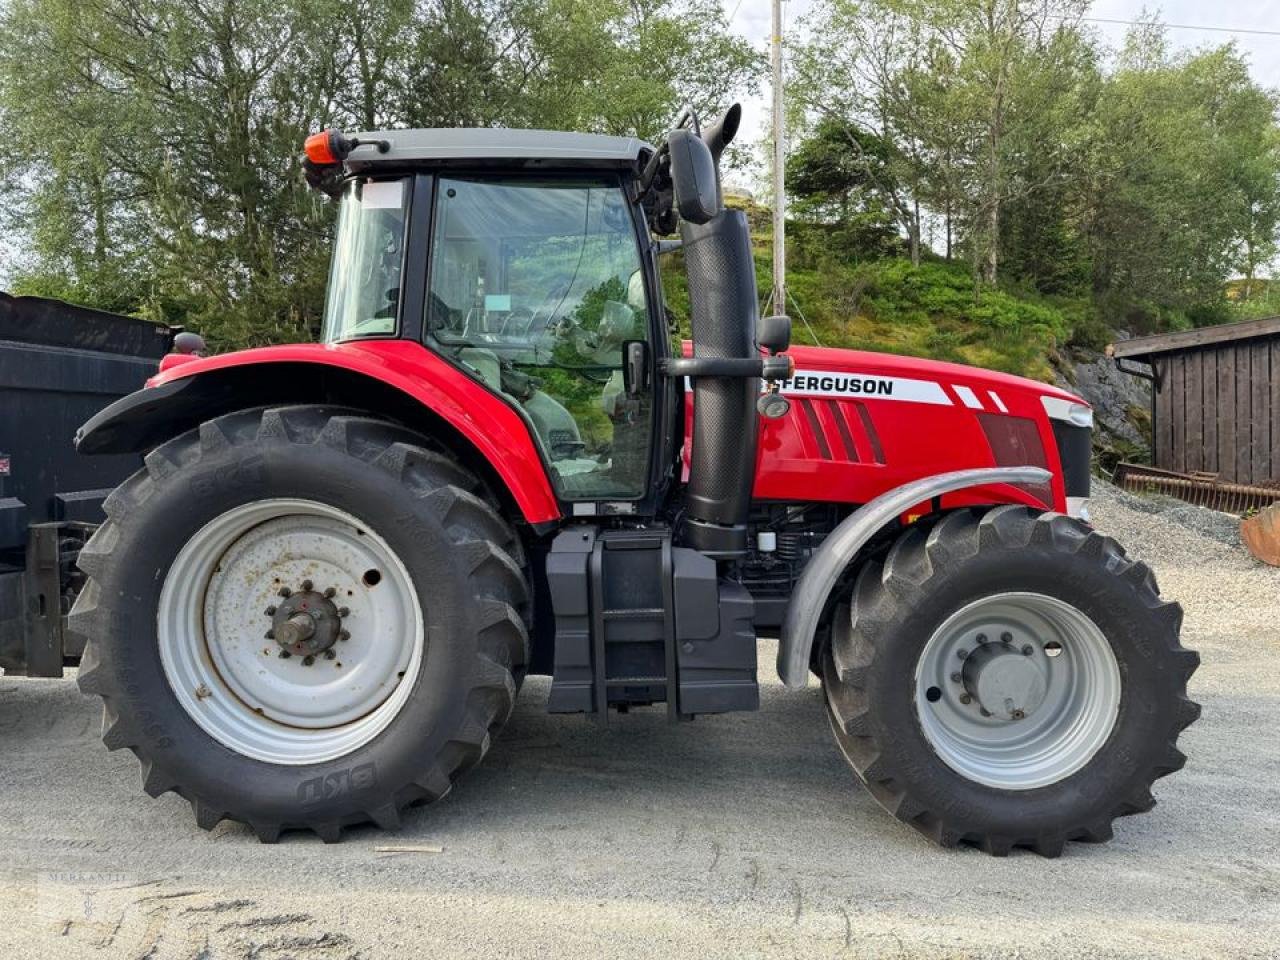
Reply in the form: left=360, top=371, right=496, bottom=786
left=0, top=0, right=755, bottom=347
left=1086, top=36, right=1280, bottom=323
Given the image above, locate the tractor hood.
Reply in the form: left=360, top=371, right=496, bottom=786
left=684, top=343, right=1090, bottom=516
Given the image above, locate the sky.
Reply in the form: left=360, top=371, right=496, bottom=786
left=726, top=0, right=1280, bottom=190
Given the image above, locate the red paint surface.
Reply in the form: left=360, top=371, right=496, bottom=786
left=152, top=338, right=1084, bottom=527
left=149, top=340, right=563, bottom=524
left=682, top=343, right=1083, bottom=514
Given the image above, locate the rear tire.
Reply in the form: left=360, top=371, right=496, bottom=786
left=72, top=406, right=529, bottom=842
left=821, top=506, right=1200, bottom=857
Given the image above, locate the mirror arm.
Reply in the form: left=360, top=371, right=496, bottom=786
left=661, top=355, right=794, bottom=381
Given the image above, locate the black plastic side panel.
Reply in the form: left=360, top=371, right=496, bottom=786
left=1051, top=420, right=1092, bottom=498
left=672, top=550, right=758, bottom=714
left=544, top=527, right=596, bottom=713
left=545, top=526, right=758, bottom=717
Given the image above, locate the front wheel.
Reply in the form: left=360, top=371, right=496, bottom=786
left=821, top=506, right=1200, bottom=857
left=72, top=406, right=529, bottom=842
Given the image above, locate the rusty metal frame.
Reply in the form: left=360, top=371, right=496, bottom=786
left=1113, top=462, right=1280, bottom=516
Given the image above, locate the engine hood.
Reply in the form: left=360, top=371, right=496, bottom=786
left=680, top=343, right=1094, bottom=516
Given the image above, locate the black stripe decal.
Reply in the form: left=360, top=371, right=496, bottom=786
left=827, top=400, right=859, bottom=461
left=799, top=398, right=832, bottom=459
left=855, top=402, right=885, bottom=464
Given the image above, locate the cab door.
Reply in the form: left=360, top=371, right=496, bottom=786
left=423, top=174, right=662, bottom=509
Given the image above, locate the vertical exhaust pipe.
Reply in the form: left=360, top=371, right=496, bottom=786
left=677, top=104, right=757, bottom=556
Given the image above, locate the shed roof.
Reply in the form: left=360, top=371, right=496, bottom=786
left=1109, top=315, right=1280, bottom=359
left=344, top=128, right=653, bottom=172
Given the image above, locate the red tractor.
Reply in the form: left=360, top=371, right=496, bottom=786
left=73, top=105, right=1198, bottom=855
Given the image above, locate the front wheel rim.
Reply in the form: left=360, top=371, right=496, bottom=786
left=914, top=592, right=1121, bottom=790
left=158, top=499, right=424, bottom=765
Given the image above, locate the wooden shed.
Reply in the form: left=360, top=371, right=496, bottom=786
left=1110, top=317, right=1280, bottom=486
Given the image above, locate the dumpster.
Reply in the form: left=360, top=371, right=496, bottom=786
left=0, top=292, right=173, bottom=676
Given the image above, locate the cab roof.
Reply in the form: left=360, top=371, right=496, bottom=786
left=344, top=128, right=654, bottom=172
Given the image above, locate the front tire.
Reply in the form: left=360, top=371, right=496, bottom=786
left=72, top=406, right=529, bottom=842
left=821, top=506, right=1200, bottom=857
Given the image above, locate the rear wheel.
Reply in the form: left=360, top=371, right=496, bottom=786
left=821, top=506, right=1200, bottom=856
left=72, top=406, right=529, bottom=842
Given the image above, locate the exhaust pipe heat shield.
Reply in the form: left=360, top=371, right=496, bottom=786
left=681, top=208, right=759, bottom=555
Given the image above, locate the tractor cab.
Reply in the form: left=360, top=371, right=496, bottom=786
left=319, top=162, right=662, bottom=502
left=301, top=109, right=780, bottom=535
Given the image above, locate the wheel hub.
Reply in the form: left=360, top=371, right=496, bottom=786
left=960, top=639, right=1048, bottom=720
left=913, top=592, right=1122, bottom=790
left=268, top=581, right=350, bottom=661
left=158, top=500, right=423, bottom=765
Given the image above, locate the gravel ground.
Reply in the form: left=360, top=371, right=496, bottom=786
left=2, top=485, right=1278, bottom=959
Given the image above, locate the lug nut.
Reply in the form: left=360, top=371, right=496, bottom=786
left=324, top=649, right=336, bottom=660
left=1001, top=631, right=1013, bottom=644
left=301, top=579, right=313, bottom=592
left=265, top=630, right=274, bottom=640
left=338, top=630, right=350, bottom=642
left=957, top=649, right=969, bottom=660
left=278, top=650, right=291, bottom=659
left=278, top=586, right=291, bottom=598
left=1022, top=644, right=1033, bottom=656
left=959, top=693, right=973, bottom=704
left=950, top=672, right=962, bottom=683
left=303, top=655, right=316, bottom=666
left=265, top=605, right=277, bottom=617
left=337, top=607, right=350, bottom=618
left=975, top=633, right=987, bottom=644
left=324, top=587, right=336, bottom=598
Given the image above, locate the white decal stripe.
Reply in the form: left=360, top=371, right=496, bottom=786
left=988, top=390, right=1008, bottom=413
left=778, top=370, right=952, bottom=405
left=953, top=384, right=984, bottom=410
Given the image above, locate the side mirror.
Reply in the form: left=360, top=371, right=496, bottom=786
left=668, top=129, right=720, bottom=224
left=757, top=315, right=791, bottom=354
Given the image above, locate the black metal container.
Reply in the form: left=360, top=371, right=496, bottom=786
left=0, top=292, right=173, bottom=675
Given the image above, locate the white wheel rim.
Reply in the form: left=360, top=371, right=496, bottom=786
left=914, top=592, right=1121, bottom=790
left=158, top=499, right=424, bottom=765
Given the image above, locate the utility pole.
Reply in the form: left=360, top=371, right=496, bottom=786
left=770, top=0, right=786, bottom=315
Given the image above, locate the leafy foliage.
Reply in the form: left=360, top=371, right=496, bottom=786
left=0, top=0, right=753, bottom=348
left=661, top=206, right=1069, bottom=382
left=791, top=1, right=1280, bottom=337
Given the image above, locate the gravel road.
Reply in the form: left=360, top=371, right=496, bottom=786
left=2, top=485, right=1278, bottom=959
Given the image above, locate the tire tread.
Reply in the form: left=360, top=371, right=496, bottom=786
left=822, top=506, right=1199, bottom=857
left=72, top=405, right=529, bottom=843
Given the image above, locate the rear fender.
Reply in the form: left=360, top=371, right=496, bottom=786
left=777, top=466, right=1052, bottom=689
left=75, top=341, right=561, bottom=526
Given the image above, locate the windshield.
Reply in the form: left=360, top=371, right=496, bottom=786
left=321, top=178, right=408, bottom=342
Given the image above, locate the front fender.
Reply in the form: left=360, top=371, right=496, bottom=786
left=75, top=341, right=562, bottom=525
left=777, top=466, right=1052, bottom=689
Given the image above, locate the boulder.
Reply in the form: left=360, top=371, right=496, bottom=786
left=1241, top=504, right=1280, bottom=566
left=1055, top=339, right=1152, bottom=464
